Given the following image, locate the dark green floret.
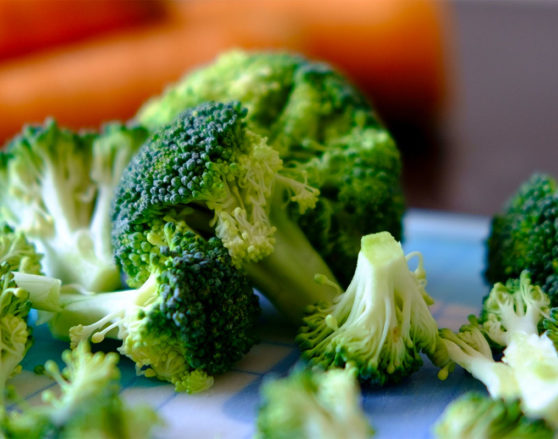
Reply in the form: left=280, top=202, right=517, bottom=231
left=137, top=50, right=405, bottom=288
left=16, top=221, right=260, bottom=393
left=486, top=173, right=558, bottom=304
left=113, top=100, right=336, bottom=324
left=434, top=392, right=554, bottom=439
left=0, top=119, right=148, bottom=292
left=296, top=232, right=439, bottom=385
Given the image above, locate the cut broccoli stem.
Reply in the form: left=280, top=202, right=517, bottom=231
left=246, top=202, right=338, bottom=325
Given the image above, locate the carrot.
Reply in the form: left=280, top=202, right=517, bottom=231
left=0, top=0, right=449, bottom=143
left=0, top=0, right=165, bottom=61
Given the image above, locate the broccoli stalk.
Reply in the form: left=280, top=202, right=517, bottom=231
left=433, top=392, right=554, bottom=439
left=1, top=342, right=160, bottom=438
left=15, top=223, right=260, bottom=393
left=255, top=365, right=374, bottom=439
left=0, top=120, right=147, bottom=292
left=296, top=232, right=440, bottom=385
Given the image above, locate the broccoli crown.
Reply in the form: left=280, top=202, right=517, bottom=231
left=36, top=223, right=260, bottom=393
left=137, top=50, right=405, bottom=287
left=255, top=366, right=373, bottom=439
left=480, top=272, right=550, bottom=348
left=0, top=119, right=147, bottom=292
left=486, top=173, right=558, bottom=304
left=542, top=307, right=558, bottom=350
left=1, top=342, right=160, bottom=439
left=113, top=100, right=319, bottom=286
left=433, top=392, right=554, bottom=439
left=296, top=232, right=439, bottom=385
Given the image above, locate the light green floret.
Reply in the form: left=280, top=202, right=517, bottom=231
left=256, top=365, right=374, bottom=439
left=1, top=342, right=160, bottom=438
left=0, top=120, right=147, bottom=292
left=434, top=392, right=553, bottom=439
left=296, top=232, right=440, bottom=385
left=0, top=224, right=43, bottom=409
left=438, top=273, right=558, bottom=429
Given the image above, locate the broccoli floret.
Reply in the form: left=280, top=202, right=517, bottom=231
left=1, top=342, right=160, bottom=438
left=0, top=224, right=43, bottom=407
left=486, top=173, right=558, bottom=304
left=136, top=50, right=405, bottom=288
left=438, top=274, right=558, bottom=428
left=16, top=222, right=260, bottom=393
left=296, top=232, right=439, bottom=385
left=433, top=392, right=554, bottom=439
left=0, top=119, right=148, bottom=292
left=113, top=101, right=337, bottom=323
left=255, top=365, right=374, bottom=439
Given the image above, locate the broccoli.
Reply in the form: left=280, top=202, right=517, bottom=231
left=255, top=365, right=374, bottom=439
left=486, top=173, right=558, bottom=304
left=136, top=50, right=405, bottom=288
left=1, top=341, right=160, bottom=438
left=433, top=392, right=554, bottom=439
left=438, top=273, right=558, bottom=428
left=113, top=100, right=337, bottom=323
left=0, top=224, right=42, bottom=407
left=296, top=232, right=440, bottom=385
left=0, top=119, right=148, bottom=292
left=15, top=221, right=260, bottom=393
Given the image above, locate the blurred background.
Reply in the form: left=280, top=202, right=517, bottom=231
left=0, top=0, right=556, bottom=215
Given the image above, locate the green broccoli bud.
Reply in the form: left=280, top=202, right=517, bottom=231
left=486, top=173, right=558, bottom=304
left=0, top=119, right=147, bottom=292
left=1, top=341, right=161, bottom=438
left=136, top=49, right=405, bottom=290
left=296, top=232, right=439, bottom=385
left=434, top=392, right=554, bottom=439
left=255, top=365, right=374, bottom=439
left=17, top=224, right=260, bottom=393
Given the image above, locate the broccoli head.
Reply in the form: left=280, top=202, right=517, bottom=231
left=16, top=221, right=260, bottom=393
left=0, top=119, right=147, bottom=292
left=486, top=173, right=558, bottom=304
left=433, top=392, right=554, bottom=439
left=137, top=50, right=405, bottom=287
left=296, top=232, right=439, bottom=385
left=113, top=101, right=336, bottom=323
left=255, top=365, right=374, bottom=439
left=1, top=342, right=160, bottom=438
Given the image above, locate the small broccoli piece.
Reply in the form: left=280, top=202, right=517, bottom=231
left=433, top=392, right=554, bottom=439
left=255, top=365, right=374, bottom=439
left=0, top=119, right=148, bottom=292
left=486, top=173, right=558, bottom=304
left=296, top=232, right=439, bottom=385
left=136, top=50, right=405, bottom=288
left=438, top=320, right=518, bottom=399
left=16, top=222, right=260, bottom=393
left=0, top=224, right=43, bottom=407
left=113, top=101, right=337, bottom=323
left=1, top=342, right=160, bottom=438
left=543, top=307, right=558, bottom=350
left=439, top=273, right=558, bottom=428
